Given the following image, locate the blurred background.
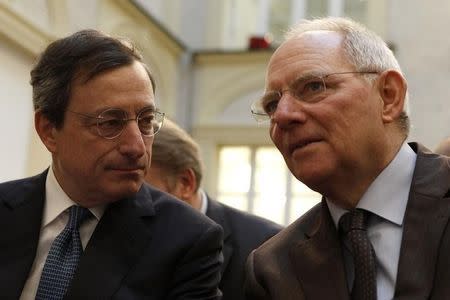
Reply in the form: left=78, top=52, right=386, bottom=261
left=1, top=0, right=449, bottom=225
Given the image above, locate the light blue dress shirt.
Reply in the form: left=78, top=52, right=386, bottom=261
left=327, top=143, right=417, bottom=300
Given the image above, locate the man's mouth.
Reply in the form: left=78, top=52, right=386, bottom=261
left=289, top=138, right=322, bottom=154
left=106, top=165, right=145, bottom=172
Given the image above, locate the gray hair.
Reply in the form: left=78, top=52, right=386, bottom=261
left=285, top=17, right=410, bottom=135
left=150, top=118, right=204, bottom=191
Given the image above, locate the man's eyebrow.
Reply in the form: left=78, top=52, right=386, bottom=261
left=291, top=72, right=326, bottom=83
left=137, top=104, right=157, bottom=113
left=265, top=72, right=326, bottom=92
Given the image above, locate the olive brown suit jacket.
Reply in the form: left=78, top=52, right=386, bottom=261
left=245, top=143, right=450, bottom=300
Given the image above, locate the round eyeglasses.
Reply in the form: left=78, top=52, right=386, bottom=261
left=251, top=71, right=379, bottom=123
left=67, top=107, right=165, bottom=139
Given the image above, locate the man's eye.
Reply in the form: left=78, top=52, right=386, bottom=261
left=261, top=92, right=280, bottom=115
left=294, top=80, right=324, bottom=94
left=261, top=97, right=279, bottom=116
left=292, top=79, right=325, bottom=102
left=138, top=115, right=154, bottom=127
left=98, top=118, right=122, bottom=130
left=305, top=81, right=325, bottom=92
left=265, top=100, right=278, bottom=115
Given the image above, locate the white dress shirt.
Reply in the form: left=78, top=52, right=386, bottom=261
left=19, top=166, right=105, bottom=300
left=327, top=142, right=417, bottom=300
left=199, top=189, right=208, bottom=215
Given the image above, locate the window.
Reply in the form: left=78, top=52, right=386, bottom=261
left=217, top=145, right=321, bottom=225
left=267, top=0, right=370, bottom=45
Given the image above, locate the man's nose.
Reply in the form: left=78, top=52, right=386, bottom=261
left=117, top=121, right=147, bottom=159
left=271, top=94, right=307, bottom=129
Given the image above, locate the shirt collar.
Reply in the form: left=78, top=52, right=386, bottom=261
left=198, top=189, right=208, bottom=215
left=328, top=142, right=417, bottom=228
left=43, top=165, right=105, bottom=227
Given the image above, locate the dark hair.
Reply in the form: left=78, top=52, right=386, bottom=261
left=30, top=29, right=156, bottom=128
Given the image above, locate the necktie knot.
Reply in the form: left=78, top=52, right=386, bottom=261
left=67, top=205, right=91, bottom=230
left=339, top=209, right=369, bottom=235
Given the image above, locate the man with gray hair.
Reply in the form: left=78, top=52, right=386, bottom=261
left=435, top=136, right=450, bottom=156
left=245, top=17, right=450, bottom=300
left=145, top=118, right=282, bottom=300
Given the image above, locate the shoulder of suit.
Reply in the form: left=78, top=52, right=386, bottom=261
left=0, top=171, right=46, bottom=190
left=0, top=171, right=47, bottom=206
left=142, top=183, right=221, bottom=229
left=412, top=144, right=450, bottom=198
left=143, top=183, right=198, bottom=212
left=210, top=199, right=283, bottom=233
left=256, top=202, right=322, bottom=254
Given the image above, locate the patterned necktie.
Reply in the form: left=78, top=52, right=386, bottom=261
left=36, top=205, right=91, bottom=300
left=339, top=209, right=377, bottom=300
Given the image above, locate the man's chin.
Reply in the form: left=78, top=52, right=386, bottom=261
left=292, top=168, right=329, bottom=192
left=105, top=181, right=143, bottom=200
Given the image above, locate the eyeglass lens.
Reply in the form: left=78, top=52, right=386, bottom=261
left=256, top=76, right=326, bottom=119
left=97, top=108, right=162, bottom=138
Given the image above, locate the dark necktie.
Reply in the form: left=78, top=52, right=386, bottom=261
left=36, top=205, right=91, bottom=300
left=339, top=209, right=377, bottom=300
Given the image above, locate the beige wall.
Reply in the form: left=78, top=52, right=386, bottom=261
left=0, top=0, right=185, bottom=181
left=192, top=51, right=272, bottom=125
left=0, top=2, right=53, bottom=180
left=387, top=0, right=450, bottom=148
left=99, top=0, right=185, bottom=117
left=2, top=0, right=450, bottom=186
left=0, top=34, right=37, bottom=181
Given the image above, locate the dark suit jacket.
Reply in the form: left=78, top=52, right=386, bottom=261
left=245, top=143, right=450, bottom=300
left=205, top=197, right=283, bottom=300
left=0, top=170, right=223, bottom=300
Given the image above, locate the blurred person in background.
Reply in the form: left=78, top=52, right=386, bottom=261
left=435, top=136, right=450, bottom=156
left=145, top=118, right=283, bottom=300
left=245, top=17, right=450, bottom=300
left=0, top=29, right=223, bottom=300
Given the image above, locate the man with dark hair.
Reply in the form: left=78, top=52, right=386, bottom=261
left=0, top=29, right=223, bottom=299
left=245, top=17, right=450, bottom=299
left=145, top=118, right=283, bottom=300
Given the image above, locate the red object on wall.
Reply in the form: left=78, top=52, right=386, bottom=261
left=248, top=35, right=272, bottom=50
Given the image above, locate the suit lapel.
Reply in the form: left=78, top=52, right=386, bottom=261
left=66, top=186, right=155, bottom=299
left=0, top=171, right=46, bottom=299
left=205, top=198, right=233, bottom=275
left=394, top=143, right=450, bottom=299
left=289, top=200, right=350, bottom=300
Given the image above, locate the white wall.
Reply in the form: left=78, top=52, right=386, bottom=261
left=0, top=37, right=35, bottom=181
left=6, top=0, right=50, bottom=31
left=388, top=0, right=450, bottom=149
left=0, top=0, right=185, bottom=182
left=2, top=0, right=450, bottom=185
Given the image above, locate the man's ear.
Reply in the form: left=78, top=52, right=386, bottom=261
left=35, top=110, right=58, bottom=153
left=377, top=70, right=407, bottom=124
left=176, top=168, right=198, bottom=199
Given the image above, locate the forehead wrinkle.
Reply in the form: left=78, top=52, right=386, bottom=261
left=267, top=54, right=334, bottom=91
left=266, top=32, right=348, bottom=90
